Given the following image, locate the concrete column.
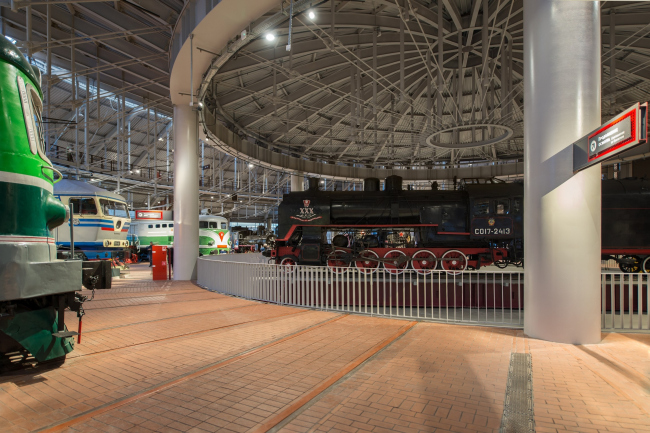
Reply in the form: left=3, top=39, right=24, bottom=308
left=173, top=104, right=199, bottom=280
left=524, top=1, right=601, bottom=343
left=291, top=174, right=304, bottom=192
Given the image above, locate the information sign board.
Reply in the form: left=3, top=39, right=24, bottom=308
left=573, top=102, right=647, bottom=173
left=135, top=210, right=163, bottom=220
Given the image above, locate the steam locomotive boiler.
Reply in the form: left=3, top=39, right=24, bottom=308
left=266, top=176, right=523, bottom=274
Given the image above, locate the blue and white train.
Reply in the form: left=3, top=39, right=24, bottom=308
left=53, top=179, right=131, bottom=259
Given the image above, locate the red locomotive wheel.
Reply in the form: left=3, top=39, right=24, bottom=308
left=383, top=250, right=408, bottom=275
left=279, top=255, right=298, bottom=272
left=355, top=250, right=380, bottom=274
left=327, top=249, right=350, bottom=274
left=441, top=250, right=468, bottom=275
left=411, top=250, right=437, bottom=275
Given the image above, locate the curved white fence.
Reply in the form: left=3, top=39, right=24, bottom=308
left=198, top=257, right=650, bottom=332
left=198, top=255, right=525, bottom=328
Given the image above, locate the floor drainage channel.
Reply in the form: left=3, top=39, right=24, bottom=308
left=500, top=352, right=535, bottom=433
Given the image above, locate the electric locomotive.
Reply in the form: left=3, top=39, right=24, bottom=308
left=199, top=214, right=231, bottom=255
left=266, top=175, right=650, bottom=274
left=129, top=210, right=231, bottom=259
left=0, top=35, right=86, bottom=366
left=53, top=179, right=131, bottom=259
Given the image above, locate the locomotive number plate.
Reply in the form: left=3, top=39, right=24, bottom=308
left=471, top=217, right=514, bottom=238
left=474, top=227, right=511, bottom=235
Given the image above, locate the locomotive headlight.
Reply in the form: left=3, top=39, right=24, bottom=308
left=116, top=221, right=122, bottom=229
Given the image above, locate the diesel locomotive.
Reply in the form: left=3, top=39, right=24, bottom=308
left=0, top=35, right=102, bottom=368
left=54, top=179, right=131, bottom=259
left=266, top=175, right=650, bottom=274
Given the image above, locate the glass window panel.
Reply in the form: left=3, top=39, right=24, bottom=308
left=221, top=222, right=227, bottom=229
left=495, top=199, right=510, bottom=215
left=70, top=198, right=97, bottom=215
left=99, top=199, right=128, bottom=217
left=28, top=88, right=45, bottom=155
left=474, top=199, right=490, bottom=216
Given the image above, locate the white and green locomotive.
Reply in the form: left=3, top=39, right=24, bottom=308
left=0, top=35, right=87, bottom=367
left=129, top=211, right=231, bottom=257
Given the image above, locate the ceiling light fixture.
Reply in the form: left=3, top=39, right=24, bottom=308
left=265, top=33, right=275, bottom=41
left=308, top=10, right=315, bottom=19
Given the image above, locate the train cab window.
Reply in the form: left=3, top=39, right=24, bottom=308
left=495, top=199, right=510, bottom=215
left=209, top=221, right=218, bottom=229
left=199, top=221, right=208, bottom=228
left=69, top=198, right=98, bottom=215
left=17, top=76, right=46, bottom=158
left=513, top=198, right=522, bottom=214
left=473, top=199, right=490, bottom=216
left=148, top=224, right=153, bottom=229
left=99, top=199, right=128, bottom=217
left=221, top=223, right=227, bottom=229
left=155, top=224, right=161, bottom=228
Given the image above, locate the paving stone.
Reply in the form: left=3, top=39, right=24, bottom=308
left=1, top=263, right=649, bottom=433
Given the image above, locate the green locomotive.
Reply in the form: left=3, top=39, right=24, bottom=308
left=0, top=35, right=85, bottom=367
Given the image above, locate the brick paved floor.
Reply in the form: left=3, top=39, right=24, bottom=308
left=0, top=263, right=648, bottom=433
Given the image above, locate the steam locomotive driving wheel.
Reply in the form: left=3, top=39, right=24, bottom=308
left=383, top=250, right=409, bottom=275
left=411, top=250, right=438, bottom=275
left=355, top=250, right=380, bottom=274
left=441, top=250, right=468, bottom=275
left=327, top=249, right=350, bottom=274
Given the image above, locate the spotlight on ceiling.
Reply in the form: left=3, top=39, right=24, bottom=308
left=248, top=163, right=254, bottom=168
left=308, top=10, right=315, bottom=19
left=265, top=33, right=275, bottom=41
left=158, top=137, right=163, bottom=141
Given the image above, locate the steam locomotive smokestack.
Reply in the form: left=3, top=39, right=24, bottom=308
left=307, top=178, right=320, bottom=191
left=363, top=178, right=380, bottom=191
left=384, top=175, right=403, bottom=192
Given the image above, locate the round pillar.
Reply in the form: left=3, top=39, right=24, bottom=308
left=524, top=1, right=602, bottom=343
left=173, top=104, right=199, bottom=280
left=291, top=174, right=304, bottom=192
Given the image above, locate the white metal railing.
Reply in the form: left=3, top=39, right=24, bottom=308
left=198, top=258, right=650, bottom=332
left=601, top=273, right=650, bottom=331
left=198, top=257, right=525, bottom=328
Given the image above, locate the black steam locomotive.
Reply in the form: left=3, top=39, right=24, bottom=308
left=265, top=175, right=650, bottom=274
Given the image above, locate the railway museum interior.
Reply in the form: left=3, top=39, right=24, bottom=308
left=2, top=1, right=650, bottom=432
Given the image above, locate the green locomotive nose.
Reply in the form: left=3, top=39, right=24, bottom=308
left=0, top=34, right=83, bottom=365
left=0, top=34, right=68, bottom=237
